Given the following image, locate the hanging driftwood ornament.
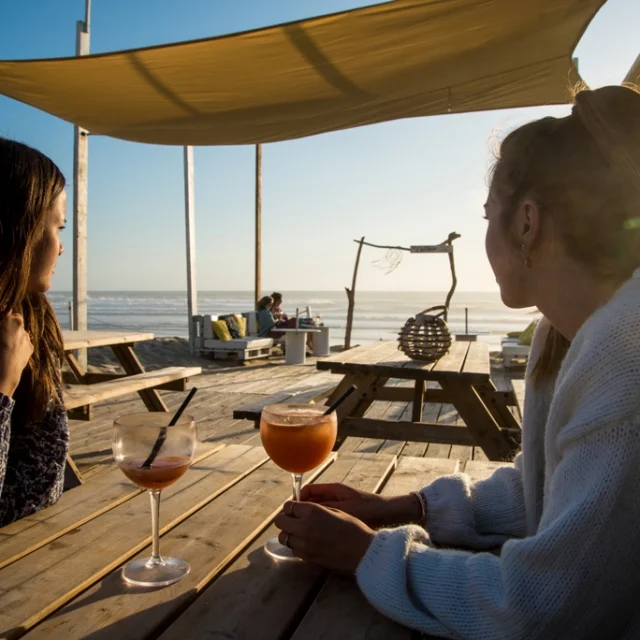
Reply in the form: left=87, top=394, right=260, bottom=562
left=343, top=232, right=460, bottom=351
left=398, top=305, right=452, bottom=362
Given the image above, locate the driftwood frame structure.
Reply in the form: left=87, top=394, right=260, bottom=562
left=344, top=232, right=461, bottom=349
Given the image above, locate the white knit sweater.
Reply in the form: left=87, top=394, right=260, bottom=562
left=356, top=269, right=640, bottom=640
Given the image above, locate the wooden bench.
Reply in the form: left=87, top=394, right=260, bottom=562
left=233, top=373, right=337, bottom=427
left=65, top=366, right=202, bottom=420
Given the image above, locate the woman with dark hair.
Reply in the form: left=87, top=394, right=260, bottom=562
left=0, top=138, right=68, bottom=527
left=256, top=295, right=277, bottom=337
left=275, top=85, right=640, bottom=638
left=258, top=294, right=313, bottom=352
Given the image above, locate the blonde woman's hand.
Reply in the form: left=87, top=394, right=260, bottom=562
left=300, top=483, right=423, bottom=529
left=0, top=313, right=33, bottom=397
left=275, top=501, right=375, bottom=573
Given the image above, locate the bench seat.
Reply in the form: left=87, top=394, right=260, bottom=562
left=64, top=366, right=201, bottom=410
left=233, top=373, right=337, bottom=427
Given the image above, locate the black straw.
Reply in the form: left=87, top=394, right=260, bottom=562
left=141, top=387, right=198, bottom=469
left=323, top=385, right=356, bottom=416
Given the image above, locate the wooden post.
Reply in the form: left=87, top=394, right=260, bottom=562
left=183, top=146, right=198, bottom=354
left=68, top=301, right=74, bottom=331
left=344, top=236, right=365, bottom=351
left=255, top=144, right=262, bottom=307
left=72, top=0, right=91, bottom=371
left=443, top=232, right=460, bottom=319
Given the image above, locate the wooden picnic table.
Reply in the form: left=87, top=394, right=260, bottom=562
left=62, top=330, right=200, bottom=421
left=62, top=330, right=155, bottom=352
left=317, top=340, right=520, bottom=461
left=0, top=443, right=507, bottom=640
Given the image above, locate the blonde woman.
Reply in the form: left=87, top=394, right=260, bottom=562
left=275, top=86, right=640, bottom=639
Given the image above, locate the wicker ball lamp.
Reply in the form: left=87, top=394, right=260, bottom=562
left=398, top=305, right=452, bottom=363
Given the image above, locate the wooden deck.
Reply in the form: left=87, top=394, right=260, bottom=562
left=69, top=353, right=520, bottom=479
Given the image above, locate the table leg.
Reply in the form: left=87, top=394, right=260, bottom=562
left=285, top=333, right=306, bottom=365
left=476, top=381, right=521, bottom=430
left=326, top=374, right=357, bottom=405
left=63, top=454, right=84, bottom=491
left=111, top=344, right=168, bottom=412
left=336, top=373, right=381, bottom=422
left=412, top=380, right=425, bottom=422
left=65, top=352, right=87, bottom=384
left=440, top=380, right=514, bottom=461
left=64, top=352, right=94, bottom=420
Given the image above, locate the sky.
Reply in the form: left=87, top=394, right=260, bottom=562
left=0, top=0, right=638, bottom=293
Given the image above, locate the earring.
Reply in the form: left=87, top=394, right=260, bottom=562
left=521, top=243, right=532, bottom=268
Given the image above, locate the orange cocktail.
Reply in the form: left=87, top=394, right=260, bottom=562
left=260, top=403, right=338, bottom=561
left=260, top=405, right=337, bottom=474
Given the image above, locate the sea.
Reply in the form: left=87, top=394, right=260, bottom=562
left=48, top=291, right=538, bottom=350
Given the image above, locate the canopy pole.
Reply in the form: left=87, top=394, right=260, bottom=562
left=255, top=144, right=262, bottom=307
left=183, top=146, right=198, bottom=354
left=72, top=0, right=91, bottom=371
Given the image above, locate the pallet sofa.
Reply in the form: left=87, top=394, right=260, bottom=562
left=193, top=312, right=280, bottom=361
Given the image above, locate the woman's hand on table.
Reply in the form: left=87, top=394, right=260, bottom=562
left=300, top=483, right=424, bottom=529
left=274, top=500, right=375, bottom=573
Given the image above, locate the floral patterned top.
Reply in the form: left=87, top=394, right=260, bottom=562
left=0, top=393, right=69, bottom=527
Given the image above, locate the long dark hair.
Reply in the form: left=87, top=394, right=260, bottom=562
left=490, top=85, right=640, bottom=384
left=257, top=296, right=274, bottom=311
left=0, top=138, right=65, bottom=420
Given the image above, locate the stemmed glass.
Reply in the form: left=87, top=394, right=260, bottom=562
left=113, top=412, right=196, bottom=587
left=259, top=403, right=337, bottom=560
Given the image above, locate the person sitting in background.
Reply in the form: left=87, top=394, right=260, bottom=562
left=274, top=85, right=640, bottom=638
left=256, top=296, right=277, bottom=337
left=270, top=292, right=289, bottom=322
left=256, top=295, right=313, bottom=352
left=0, top=138, right=69, bottom=527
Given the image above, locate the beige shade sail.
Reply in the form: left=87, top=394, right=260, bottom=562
left=0, top=0, right=604, bottom=146
left=624, top=54, right=640, bottom=84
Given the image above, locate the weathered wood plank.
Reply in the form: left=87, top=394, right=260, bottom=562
left=512, top=379, right=526, bottom=419
left=412, top=380, right=425, bottom=422
left=232, top=375, right=337, bottom=423
left=461, top=340, right=491, bottom=377
left=339, top=387, right=396, bottom=452
left=430, top=339, right=469, bottom=374
left=0, top=442, right=224, bottom=571
left=341, top=417, right=476, bottom=446
left=320, top=341, right=398, bottom=365
left=383, top=455, right=460, bottom=494
left=62, top=330, right=154, bottom=351
left=316, top=342, right=401, bottom=374
left=154, top=453, right=396, bottom=640
left=0, top=445, right=269, bottom=636
left=475, top=380, right=521, bottom=430
left=290, top=456, right=460, bottom=640
left=64, top=366, right=201, bottom=409
left=23, top=452, right=349, bottom=640
left=440, top=380, right=514, bottom=461
left=291, top=575, right=413, bottom=640
left=463, top=458, right=512, bottom=481
left=319, top=341, right=488, bottom=383
left=402, top=401, right=441, bottom=457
